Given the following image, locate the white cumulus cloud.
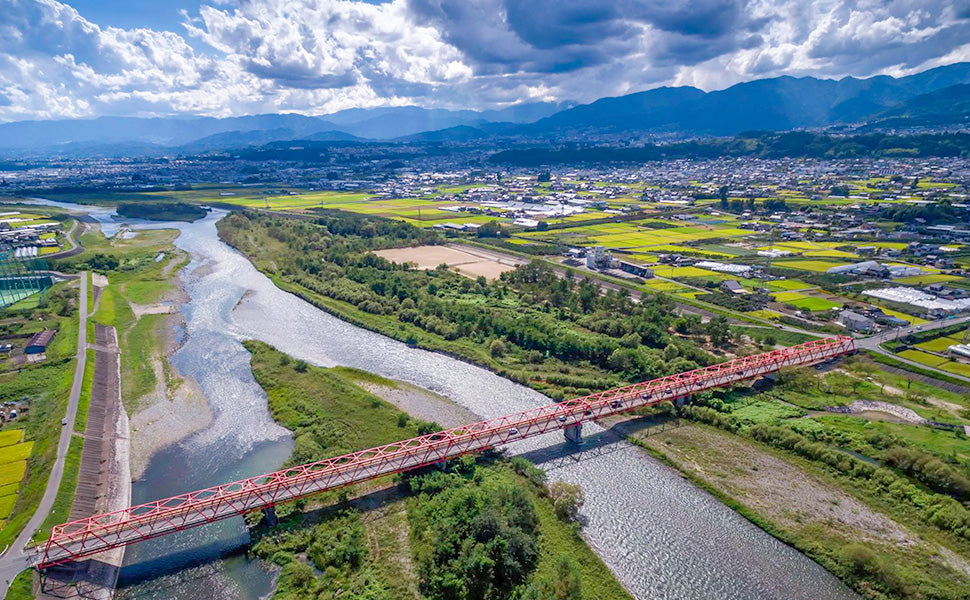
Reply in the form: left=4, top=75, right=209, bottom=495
left=0, top=0, right=967, bottom=121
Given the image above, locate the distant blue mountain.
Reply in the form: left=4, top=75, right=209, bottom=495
left=525, top=62, right=970, bottom=135
left=396, top=125, right=490, bottom=142
left=0, top=63, right=967, bottom=155
left=0, top=102, right=566, bottom=154
left=859, top=84, right=970, bottom=130
left=0, top=114, right=333, bottom=151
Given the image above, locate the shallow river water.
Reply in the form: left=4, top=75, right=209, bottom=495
left=22, top=201, right=859, bottom=600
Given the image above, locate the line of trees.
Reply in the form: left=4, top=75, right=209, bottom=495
left=219, top=211, right=712, bottom=397
left=488, top=132, right=970, bottom=166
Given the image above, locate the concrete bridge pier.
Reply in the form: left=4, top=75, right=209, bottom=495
left=674, top=394, right=692, bottom=408
left=564, top=423, right=583, bottom=445
left=262, top=506, right=278, bottom=527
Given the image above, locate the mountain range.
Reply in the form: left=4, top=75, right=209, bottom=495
left=1, top=63, right=969, bottom=156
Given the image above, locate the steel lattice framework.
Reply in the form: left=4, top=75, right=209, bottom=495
left=31, top=336, right=855, bottom=569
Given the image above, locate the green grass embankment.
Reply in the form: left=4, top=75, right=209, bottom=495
left=0, top=301, right=77, bottom=550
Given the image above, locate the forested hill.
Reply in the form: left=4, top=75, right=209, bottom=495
left=488, top=132, right=970, bottom=166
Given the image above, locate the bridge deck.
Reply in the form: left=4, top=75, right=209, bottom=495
left=32, top=336, right=855, bottom=569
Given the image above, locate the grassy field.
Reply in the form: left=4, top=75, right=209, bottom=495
left=633, top=350, right=970, bottom=600
left=245, top=339, right=433, bottom=463
left=62, top=226, right=185, bottom=414
left=638, top=422, right=970, bottom=600
left=5, top=570, right=32, bottom=600
left=773, top=259, right=853, bottom=272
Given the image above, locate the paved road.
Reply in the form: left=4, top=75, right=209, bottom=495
left=42, top=217, right=86, bottom=260
left=0, top=273, right=88, bottom=595
left=855, top=314, right=970, bottom=384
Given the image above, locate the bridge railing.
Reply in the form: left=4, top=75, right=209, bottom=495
left=32, top=335, right=854, bottom=568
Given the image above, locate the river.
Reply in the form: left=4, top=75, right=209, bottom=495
left=20, top=200, right=859, bottom=600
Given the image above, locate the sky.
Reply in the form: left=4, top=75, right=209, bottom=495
left=1, top=0, right=969, bottom=122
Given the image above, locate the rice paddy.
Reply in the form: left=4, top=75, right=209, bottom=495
left=523, top=220, right=754, bottom=249
left=642, top=279, right=691, bottom=293
left=773, top=259, right=853, bottom=272
left=0, top=429, right=31, bottom=527
left=763, top=279, right=812, bottom=291
left=898, top=349, right=950, bottom=367
left=916, top=336, right=966, bottom=353
left=772, top=291, right=842, bottom=311
left=893, top=274, right=965, bottom=285
left=897, top=347, right=970, bottom=378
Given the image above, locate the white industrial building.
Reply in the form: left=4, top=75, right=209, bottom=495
left=949, top=344, right=970, bottom=361
left=694, top=261, right=753, bottom=276
left=863, top=287, right=970, bottom=315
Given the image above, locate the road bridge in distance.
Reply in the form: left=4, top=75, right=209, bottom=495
left=31, top=336, right=856, bottom=570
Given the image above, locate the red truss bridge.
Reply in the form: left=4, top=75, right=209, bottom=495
left=31, top=336, right=855, bottom=569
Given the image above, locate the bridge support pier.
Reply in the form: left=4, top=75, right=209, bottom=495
left=564, top=423, right=583, bottom=445
left=674, top=394, right=691, bottom=408
left=753, top=373, right=777, bottom=391
left=263, top=506, right=278, bottom=527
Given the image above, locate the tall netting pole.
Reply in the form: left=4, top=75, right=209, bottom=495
left=0, top=246, right=52, bottom=307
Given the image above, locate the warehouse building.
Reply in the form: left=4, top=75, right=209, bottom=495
left=25, top=329, right=57, bottom=354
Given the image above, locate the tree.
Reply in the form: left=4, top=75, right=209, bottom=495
left=537, top=172, right=551, bottom=183
left=705, top=316, right=730, bottom=346
left=411, top=479, right=540, bottom=600
left=477, top=221, right=508, bottom=238
left=548, top=480, right=585, bottom=522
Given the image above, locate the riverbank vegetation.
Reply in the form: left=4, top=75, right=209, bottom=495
left=245, top=341, right=631, bottom=600
left=631, top=355, right=970, bottom=600
left=116, top=202, right=207, bottom=222
left=219, top=210, right=720, bottom=400
left=60, top=227, right=187, bottom=414
left=0, top=279, right=79, bottom=550
left=0, top=223, right=188, bottom=562
left=222, top=209, right=970, bottom=599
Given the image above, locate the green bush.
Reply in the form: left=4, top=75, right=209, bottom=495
left=884, top=447, right=970, bottom=501
left=409, top=472, right=540, bottom=600
left=548, top=481, right=585, bottom=523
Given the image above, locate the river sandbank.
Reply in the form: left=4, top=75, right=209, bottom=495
left=356, top=379, right=480, bottom=427
left=127, top=254, right=213, bottom=481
